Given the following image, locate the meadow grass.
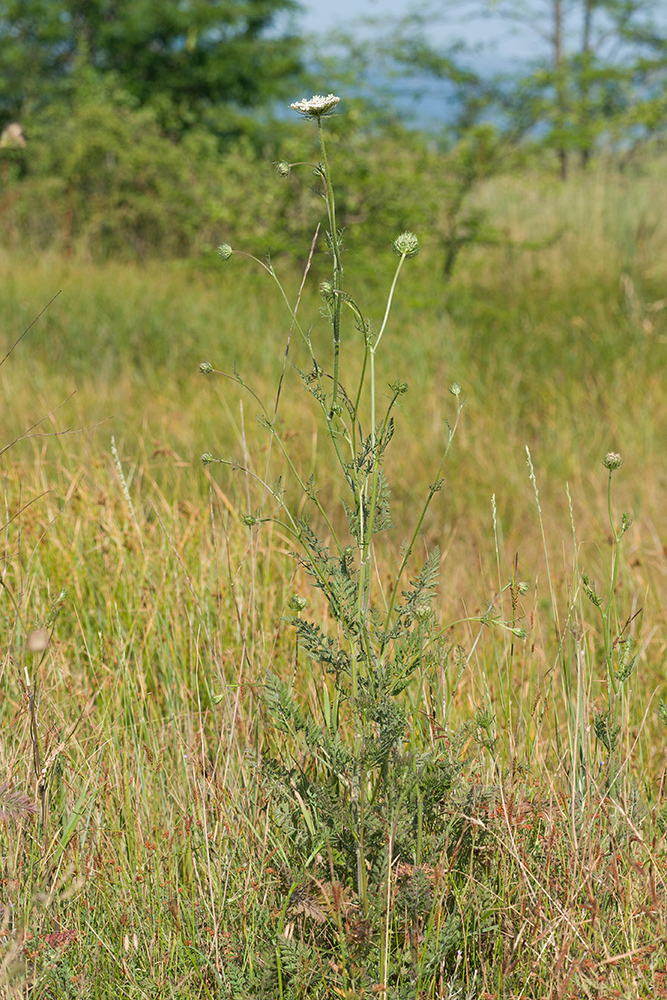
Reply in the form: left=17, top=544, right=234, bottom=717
left=0, top=153, right=667, bottom=997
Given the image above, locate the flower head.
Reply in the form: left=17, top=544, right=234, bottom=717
left=414, top=604, right=434, bottom=624
left=602, top=452, right=623, bottom=471
left=290, top=94, right=341, bottom=119
left=217, top=243, right=233, bottom=260
left=319, top=281, right=334, bottom=302
left=274, top=160, right=291, bottom=177
left=288, top=595, right=308, bottom=613
left=392, top=232, right=420, bottom=259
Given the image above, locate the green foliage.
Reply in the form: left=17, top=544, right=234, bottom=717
left=0, top=80, right=543, bottom=276
left=20, top=73, right=218, bottom=259
left=0, top=0, right=303, bottom=133
left=368, top=0, right=667, bottom=174
left=1, top=69, right=298, bottom=260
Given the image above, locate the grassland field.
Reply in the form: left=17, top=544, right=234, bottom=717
left=1, top=163, right=667, bottom=997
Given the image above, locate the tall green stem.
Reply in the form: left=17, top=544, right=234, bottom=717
left=316, top=118, right=343, bottom=416
left=314, top=119, right=371, bottom=910
left=356, top=253, right=410, bottom=631
left=370, top=254, right=407, bottom=442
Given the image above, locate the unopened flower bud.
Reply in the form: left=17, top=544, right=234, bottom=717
left=199, top=361, right=214, bottom=375
left=449, top=382, right=462, bottom=396
left=389, top=379, right=408, bottom=395
left=201, top=452, right=215, bottom=466
left=392, top=232, right=420, bottom=259
left=414, top=604, right=434, bottom=624
left=274, top=160, right=291, bottom=177
left=217, top=243, right=233, bottom=260
left=602, top=452, right=623, bottom=471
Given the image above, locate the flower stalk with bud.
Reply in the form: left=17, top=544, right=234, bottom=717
left=599, top=452, right=632, bottom=703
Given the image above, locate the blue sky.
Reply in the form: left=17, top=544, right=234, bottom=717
left=296, top=0, right=667, bottom=65
left=296, top=0, right=542, bottom=62
left=299, top=0, right=408, bottom=35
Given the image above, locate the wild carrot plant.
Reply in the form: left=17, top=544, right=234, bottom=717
left=199, top=94, right=530, bottom=994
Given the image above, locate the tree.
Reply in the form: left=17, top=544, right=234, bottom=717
left=381, top=0, right=667, bottom=174
left=0, top=0, right=303, bottom=135
left=496, top=0, right=662, bottom=175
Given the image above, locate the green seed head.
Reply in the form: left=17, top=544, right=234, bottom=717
left=199, top=361, right=214, bottom=375
left=274, top=160, right=291, bottom=177
left=217, top=243, right=233, bottom=261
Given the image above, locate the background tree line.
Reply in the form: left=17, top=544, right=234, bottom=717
left=0, top=0, right=665, bottom=268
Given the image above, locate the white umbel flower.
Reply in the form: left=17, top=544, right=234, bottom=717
left=290, top=94, right=341, bottom=118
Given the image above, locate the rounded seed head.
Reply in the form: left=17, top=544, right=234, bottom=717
left=217, top=243, right=233, bottom=260
left=274, top=160, right=291, bottom=177
left=199, top=361, right=214, bottom=375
